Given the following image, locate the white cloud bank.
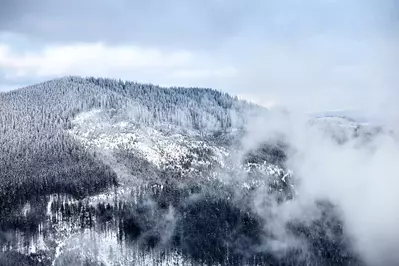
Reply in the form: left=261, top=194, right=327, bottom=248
left=241, top=111, right=399, bottom=265
left=0, top=42, right=237, bottom=88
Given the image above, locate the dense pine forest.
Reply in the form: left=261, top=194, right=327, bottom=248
left=0, top=77, right=362, bottom=265
left=0, top=76, right=254, bottom=225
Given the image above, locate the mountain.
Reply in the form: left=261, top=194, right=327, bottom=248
left=311, top=109, right=371, bottom=124
left=309, top=116, right=383, bottom=145
left=0, top=77, right=362, bottom=265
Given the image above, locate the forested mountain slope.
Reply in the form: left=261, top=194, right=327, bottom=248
left=0, top=76, right=256, bottom=212
left=0, top=77, right=362, bottom=266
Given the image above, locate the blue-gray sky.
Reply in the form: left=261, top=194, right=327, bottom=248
left=1, top=0, right=398, bottom=113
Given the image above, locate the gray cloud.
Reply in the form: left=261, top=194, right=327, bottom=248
left=0, top=0, right=254, bottom=49
left=0, top=0, right=31, bottom=26
left=1, top=0, right=397, bottom=49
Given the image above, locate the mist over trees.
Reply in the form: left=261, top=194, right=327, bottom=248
left=0, top=77, right=365, bottom=265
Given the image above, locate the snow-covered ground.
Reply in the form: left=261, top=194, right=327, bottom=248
left=69, top=109, right=229, bottom=172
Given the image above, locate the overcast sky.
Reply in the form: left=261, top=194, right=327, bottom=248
left=1, top=0, right=398, bottom=113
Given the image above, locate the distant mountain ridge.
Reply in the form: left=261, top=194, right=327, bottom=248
left=311, top=108, right=379, bottom=124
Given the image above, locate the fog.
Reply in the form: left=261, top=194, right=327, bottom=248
left=241, top=109, right=399, bottom=265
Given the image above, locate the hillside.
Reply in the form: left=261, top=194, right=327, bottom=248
left=0, top=77, right=362, bottom=266
left=0, top=76, right=255, bottom=213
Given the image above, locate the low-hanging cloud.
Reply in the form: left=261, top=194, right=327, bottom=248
left=241, top=109, right=399, bottom=265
